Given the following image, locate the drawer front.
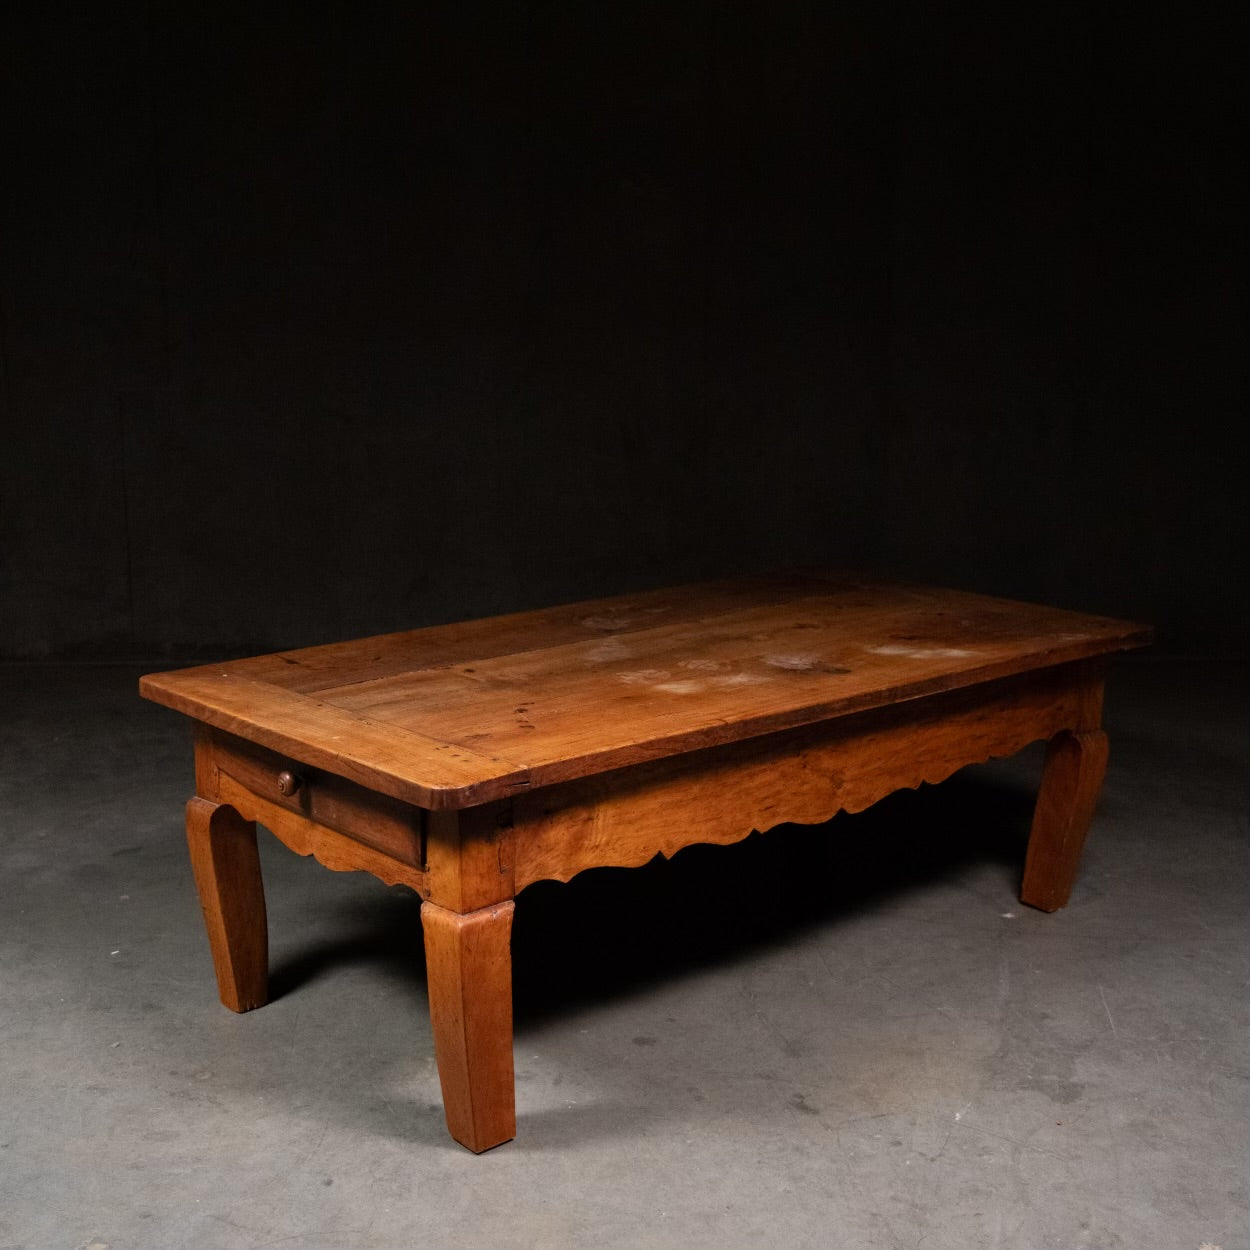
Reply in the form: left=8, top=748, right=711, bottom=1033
left=200, top=726, right=425, bottom=869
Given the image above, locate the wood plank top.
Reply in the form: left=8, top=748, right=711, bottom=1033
left=140, top=573, right=1151, bottom=809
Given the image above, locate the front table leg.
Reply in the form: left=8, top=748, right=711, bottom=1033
left=421, top=899, right=517, bottom=1153
left=185, top=796, right=269, bottom=1011
left=1020, top=729, right=1110, bottom=912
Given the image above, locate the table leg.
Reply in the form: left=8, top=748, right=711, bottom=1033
left=185, top=796, right=269, bottom=1011
left=1020, top=729, right=1109, bottom=912
left=421, top=899, right=516, bottom=1153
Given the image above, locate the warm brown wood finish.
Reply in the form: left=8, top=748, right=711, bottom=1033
left=207, top=728, right=425, bottom=866
left=1020, top=729, right=1111, bottom=911
left=141, top=574, right=1150, bottom=809
left=146, top=669, right=520, bottom=808
left=185, top=796, right=269, bottom=1012
left=424, top=805, right=515, bottom=913
left=511, top=662, right=1104, bottom=892
left=421, top=900, right=517, bottom=1153
left=142, top=575, right=1148, bottom=1151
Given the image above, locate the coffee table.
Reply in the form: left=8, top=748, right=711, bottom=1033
left=139, top=573, right=1149, bottom=1152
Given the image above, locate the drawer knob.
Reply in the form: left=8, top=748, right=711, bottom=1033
left=276, top=770, right=302, bottom=796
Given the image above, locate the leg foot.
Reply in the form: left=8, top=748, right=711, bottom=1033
left=421, top=899, right=516, bottom=1153
left=185, top=796, right=269, bottom=1011
left=1020, top=729, right=1109, bottom=912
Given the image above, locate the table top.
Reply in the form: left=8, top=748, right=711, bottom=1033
left=140, top=573, right=1150, bottom=809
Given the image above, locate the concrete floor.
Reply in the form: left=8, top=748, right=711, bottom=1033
left=0, top=653, right=1245, bottom=1250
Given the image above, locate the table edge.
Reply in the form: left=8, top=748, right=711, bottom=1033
left=141, top=624, right=1150, bottom=810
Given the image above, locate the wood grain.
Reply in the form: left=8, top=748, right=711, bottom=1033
left=215, top=774, right=429, bottom=894
left=185, top=797, right=269, bottom=1012
left=312, top=589, right=1140, bottom=786
left=141, top=668, right=530, bottom=808
left=421, top=900, right=516, bottom=1153
left=1020, top=729, right=1110, bottom=911
left=512, top=664, right=1102, bottom=891
left=141, top=576, right=1150, bottom=809
left=207, top=572, right=863, bottom=691
left=425, top=804, right=515, bottom=912
left=203, top=728, right=425, bottom=867
left=149, top=576, right=1147, bottom=1153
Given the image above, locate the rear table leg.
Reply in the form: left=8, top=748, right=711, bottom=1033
left=421, top=899, right=516, bottom=1153
left=185, top=796, right=269, bottom=1011
left=1020, top=729, right=1110, bottom=912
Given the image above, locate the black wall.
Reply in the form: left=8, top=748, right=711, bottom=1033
left=2, top=5, right=1245, bottom=660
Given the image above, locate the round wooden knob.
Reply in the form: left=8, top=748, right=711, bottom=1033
left=276, top=770, right=301, bottom=796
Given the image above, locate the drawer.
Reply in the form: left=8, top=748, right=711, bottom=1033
left=199, top=726, right=425, bottom=869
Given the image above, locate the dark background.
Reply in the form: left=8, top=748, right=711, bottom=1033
left=2, top=4, right=1245, bottom=661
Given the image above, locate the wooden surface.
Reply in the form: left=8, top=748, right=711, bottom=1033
left=421, top=900, right=517, bottom=1153
left=185, top=797, right=269, bottom=1012
left=206, top=727, right=425, bottom=865
left=1020, top=729, right=1111, bottom=911
left=155, top=575, right=1148, bottom=1153
left=141, top=574, right=1150, bottom=809
left=511, top=662, right=1103, bottom=893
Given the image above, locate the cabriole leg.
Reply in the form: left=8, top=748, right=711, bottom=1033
left=185, top=796, right=269, bottom=1011
left=1020, top=729, right=1110, bottom=912
left=421, top=899, right=516, bottom=1153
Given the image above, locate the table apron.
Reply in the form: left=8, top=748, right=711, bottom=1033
left=191, top=660, right=1103, bottom=907
left=510, top=660, right=1105, bottom=891
left=195, top=726, right=430, bottom=894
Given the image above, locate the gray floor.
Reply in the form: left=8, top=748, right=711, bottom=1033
left=1, top=653, right=1246, bottom=1250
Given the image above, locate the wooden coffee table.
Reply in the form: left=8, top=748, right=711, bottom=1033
left=139, top=573, right=1149, bottom=1152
